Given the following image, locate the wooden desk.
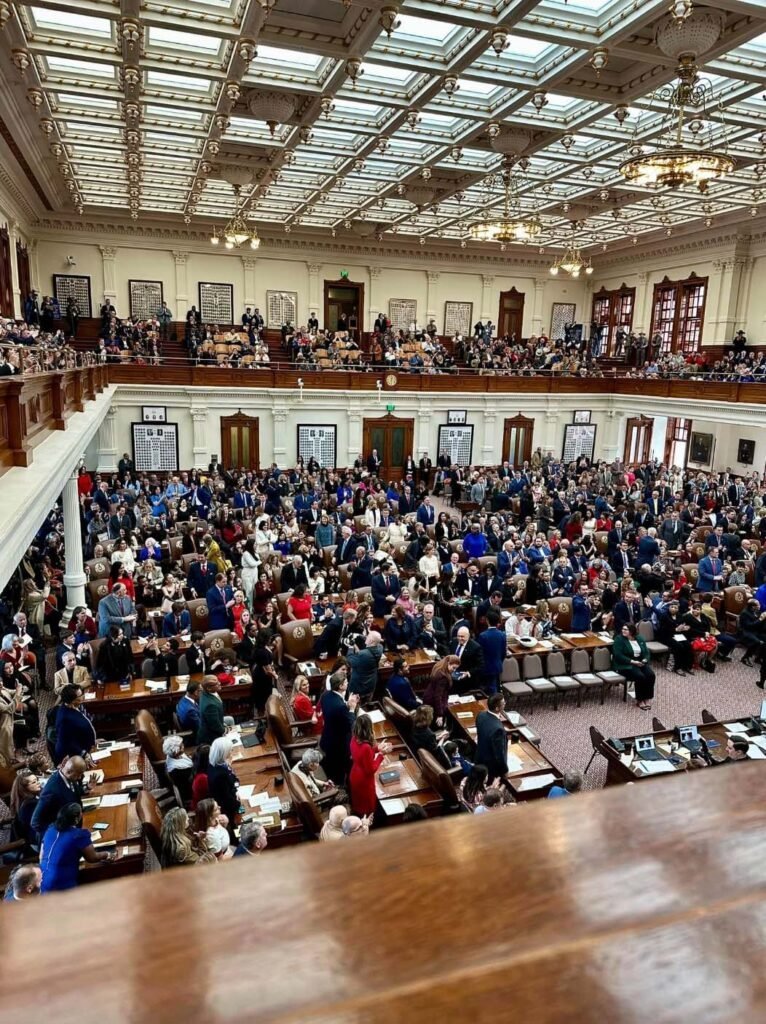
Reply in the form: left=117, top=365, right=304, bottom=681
left=375, top=753, right=429, bottom=800
left=234, top=765, right=303, bottom=847
left=447, top=698, right=526, bottom=741
left=560, top=631, right=614, bottom=651
left=90, top=744, right=142, bottom=781
left=506, top=635, right=573, bottom=659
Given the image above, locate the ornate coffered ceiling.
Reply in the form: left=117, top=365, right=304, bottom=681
left=0, top=0, right=765, bottom=259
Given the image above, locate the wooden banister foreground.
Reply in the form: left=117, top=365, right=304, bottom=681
left=3, top=763, right=766, bottom=1022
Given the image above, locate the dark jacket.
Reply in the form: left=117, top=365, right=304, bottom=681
left=477, top=627, right=506, bottom=678
left=54, top=705, right=97, bottom=762
left=207, top=762, right=240, bottom=824
left=319, top=690, right=356, bottom=784
left=31, top=771, right=84, bottom=842
left=197, top=690, right=225, bottom=745
left=347, top=645, right=383, bottom=699
left=475, top=710, right=507, bottom=781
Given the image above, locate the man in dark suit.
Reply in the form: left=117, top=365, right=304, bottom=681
left=162, top=602, right=191, bottom=638
left=187, top=557, right=217, bottom=597
left=335, top=528, right=357, bottom=566
left=371, top=563, right=400, bottom=616
left=30, top=756, right=86, bottom=841
left=612, top=593, right=642, bottom=632
left=206, top=574, right=234, bottom=630
left=280, top=556, right=310, bottom=593
left=366, top=449, right=382, bottom=475
left=319, top=670, right=359, bottom=785
left=450, top=625, right=485, bottom=693
left=636, top=529, right=660, bottom=567
left=418, top=455, right=432, bottom=486
left=610, top=541, right=634, bottom=579
left=475, top=694, right=508, bottom=783
left=607, top=520, right=626, bottom=557
left=416, top=496, right=435, bottom=527
left=658, top=511, right=686, bottom=549
left=414, top=601, right=448, bottom=656
left=185, top=632, right=208, bottom=676
left=477, top=609, right=506, bottom=695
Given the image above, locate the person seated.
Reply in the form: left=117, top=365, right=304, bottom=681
left=386, top=657, right=420, bottom=711
left=163, top=734, right=194, bottom=804
left=233, top=821, right=268, bottom=857
left=290, top=748, right=335, bottom=801
left=195, top=797, right=233, bottom=860
left=409, top=704, right=450, bottom=769
left=547, top=772, right=583, bottom=798
left=40, top=803, right=117, bottom=891
left=159, top=807, right=202, bottom=868
left=383, top=604, right=415, bottom=653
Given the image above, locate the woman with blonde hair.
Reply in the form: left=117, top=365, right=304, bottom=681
left=160, top=807, right=202, bottom=868
left=290, top=674, right=322, bottom=734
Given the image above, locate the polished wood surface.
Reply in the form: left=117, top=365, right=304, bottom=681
left=4, top=764, right=766, bottom=1022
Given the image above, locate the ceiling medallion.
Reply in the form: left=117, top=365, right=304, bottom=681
left=248, top=90, right=294, bottom=136
left=619, top=9, right=734, bottom=192
left=469, top=162, right=541, bottom=244
left=549, top=222, right=593, bottom=278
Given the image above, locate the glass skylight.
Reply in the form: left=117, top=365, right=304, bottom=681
left=257, top=46, right=323, bottom=71
left=31, top=7, right=111, bottom=36
left=148, top=27, right=221, bottom=53
left=395, top=14, right=457, bottom=43
left=46, top=57, right=115, bottom=78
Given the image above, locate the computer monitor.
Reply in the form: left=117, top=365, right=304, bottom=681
left=678, top=725, right=699, bottom=744
left=759, top=699, right=766, bottom=722
left=634, top=735, right=656, bottom=754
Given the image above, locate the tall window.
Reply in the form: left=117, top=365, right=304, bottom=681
left=651, top=274, right=707, bottom=355
left=591, top=285, right=635, bottom=357
left=665, top=417, right=691, bottom=468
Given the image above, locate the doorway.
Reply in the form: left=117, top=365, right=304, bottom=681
left=497, top=288, right=525, bottom=340
left=362, top=415, right=415, bottom=480
left=664, top=417, right=691, bottom=469
left=221, top=412, right=260, bottom=471
left=324, top=279, right=365, bottom=340
left=623, top=416, right=653, bottom=466
left=502, top=415, right=534, bottom=468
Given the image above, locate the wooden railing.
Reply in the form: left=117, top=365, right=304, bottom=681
left=105, top=361, right=766, bottom=403
left=0, top=363, right=109, bottom=475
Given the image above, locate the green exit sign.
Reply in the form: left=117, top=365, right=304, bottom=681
left=386, top=403, right=395, bottom=412
left=340, top=269, right=349, bottom=279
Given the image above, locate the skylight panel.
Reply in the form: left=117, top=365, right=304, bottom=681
left=31, top=7, right=111, bottom=36
left=146, top=71, right=211, bottom=92
left=458, top=78, right=497, bottom=96
left=149, top=27, right=221, bottom=52
left=57, top=94, right=118, bottom=110
left=360, top=62, right=412, bottom=83
left=257, top=46, right=323, bottom=71
left=396, top=15, right=456, bottom=42
left=46, top=57, right=114, bottom=78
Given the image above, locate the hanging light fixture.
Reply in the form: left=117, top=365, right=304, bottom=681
left=469, top=162, right=541, bottom=244
left=619, top=8, right=734, bottom=192
left=212, top=184, right=261, bottom=250
left=549, top=222, right=594, bottom=278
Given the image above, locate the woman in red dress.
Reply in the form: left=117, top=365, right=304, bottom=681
left=286, top=583, right=313, bottom=623
left=349, top=715, right=392, bottom=817
left=289, top=674, right=323, bottom=735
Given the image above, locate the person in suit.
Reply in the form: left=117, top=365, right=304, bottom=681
left=383, top=606, right=416, bottom=653
left=610, top=542, right=634, bottom=579
left=475, top=694, right=508, bottom=783
left=697, top=546, right=724, bottom=592
left=476, top=609, right=506, bottom=695
left=206, top=574, right=234, bottom=630
left=206, top=736, right=240, bottom=832
left=416, top=496, right=436, bottom=527
left=414, top=602, right=448, bottom=656
left=281, top=556, right=310, bottom=593
left=97, top=583, right=137, bottom=639
left=371, top=563, right=401, bottom=616
left=53, top=652, right=92, bottom=696
left=54, top=684, right=98, bottom=763
left=636, top=529, right=660, bottom=567
left=450, top=625, right=485, bottom=693
left=176, top=680, right=201, bottom=736
left=606, top=521, right=626, bottom=556
left=94, top=626, right=134, bottom=682
left=658, top=511, right=686, bottom=549
left=366, top=449, right=382, bottom=475
left=336, top=528, right=357, bottom=566
left=187, top=558, right=217, bottom=597
left=418, top=455, right=432, bottom=486
left=386, top=657, right=420, bottom=711
left=197, top=676, right=226, bottom=745
left=162, top=601, right=191, bottom=638
left=571, top=584, right=593, bottom=632
left=319, top=670, right=359, bottom=785
left=612, top=593, right=642, bottom=632
left=30, top=756, right=87, bottom=841
left=612, top=623, right=656, bottom=710
left=185, top=632, right=208, bottom=676
left=347, top=632, right=384, bottom=701
left=8, top=612, right=45, bottom=676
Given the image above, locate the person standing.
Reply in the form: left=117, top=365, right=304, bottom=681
left=65, top=295, right=80, bottom=338
left=475, top=694, right=508, bottom=784
left=319, top=670, right=359, bottom=785
left=40, top=803, right=116, bottom=892
left=157, top=301, right=173, bottom=341
left=476, top=608, right=506, bottom=696
left=349, top=715, right=391, bottom=817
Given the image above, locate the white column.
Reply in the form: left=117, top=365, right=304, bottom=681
left=531, top=278, right=546, bottom=336
left=96, top=407, right=117, bottom=471
left=27, top=239, right=39, bottom=299
left=481, top=410, right=497, bottom=463
left=425, top=271, right=439, bottom=327
left=416, top=407, right=432, bottom=458
left=713, top=258, right=747, bottom=347
left=62, top=472, right=87, bottom=619
left=172, top=250, right=188, bottom=318
left=634, top=272, right=650, bottom=333
left=480, top=275, right=495, bottom=321
left=737, top=257, right=754, bottom=336
left=9, top=222, right=22, bottom=318
left=542, top=409, right=559, bottom=457
left=191, top=405, right=209, bottom=469
left=347, top=410, right=363, bottom=465
left=99, top=245, right=118, bottom=309
left=368, top=266, right=382, bottom=327
left=307, top=263, right=321, bottom=323
left=602, top=409, right=621, bottom=463
left=241, top=257, right=257, bottom=311
left=272, top=406, right=287, bottom=463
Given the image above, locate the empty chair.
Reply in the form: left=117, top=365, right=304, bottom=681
left=284, top=766, right=325, bottom=839
left=592, top=645, right=627, bottom=703
left=185, top=598, right=210, bottom=634
left=637, top=620, right=669, bottom=665
left=548, top=597, right=572, bottom=633
left=584, top=725, right=606, bottom=774
left=265, top=694, right=316, bottom=753
left=419, top=748, right=461, bottom=811
left=570, top=649, right=605, bottom=704
left=500, top=656, right=532, bottom=705
left=545, top=651, right=581, bottom=708
left=136, top=791, right=163, bottom=863
left=521, top=654, right=558, bottom=710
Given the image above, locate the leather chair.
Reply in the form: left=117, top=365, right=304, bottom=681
left=682, top=562, right=699, bottom=588
left=87, top=579, right=109, bottom=611
left=141, top=657, right=155, bottom=678
left=265, top=694, right=316, bottom=752
left=181, top=553, right=200, bottom=573
left=278, top=619, right=317, bottom=673
left=418, top=748, right=460, bottom=809
left=103, top=540, right=116, bottom=557
left=275, top=592, right=292, bottom=621
left=355, top=586, right=372, bottom=606
left=135, top=708, right=173, bottom=790
left=85, top=557, right=110, bottom=580
left=381, top=696, right=413, bottom=740
left=448, top=539, right=467, bottom=562
left=202, top=629, right=234, bottom=654
left=284, top=768, right=325, bottom=839
left=723, top=585, right=749, bottom=632
left=594, top=532, right=609, bottom=556
left=167, top=536, right=184, bottom=560
left=548, top=596, right=572, bottom=632
left=690, top=542, right=706, bottom=562
left=186, top=598, right=210, bottom=634
left=477, top=555, right=498, bottom=573
left=584, top=725, right=607, bottom=775
left=136, top=790, right=164, bottom=863
left=338, top=567, right=353, bottom=591
left=271, top=565, right=283, bottom=594
left=322, top=545, right=337, bottom=570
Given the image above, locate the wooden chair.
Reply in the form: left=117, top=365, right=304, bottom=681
left=271, top=565, right=283, bottom=594
left=181, top=553, right=200, bottom=573
left=652, top=716, right=666, bottom=732
left=202, top=629, right=234, bottom=654
left=584, top=725, right=606, bottom=774
left=723, top=585, right=749, bottom=632
left=265, top=694, right=316, bottom=752
left=186, top=598, right=209, bottom=634
left=135, top=709, right=175, bottom=794
left=381, top=696, right=413, bottom=740
left=594, top=532, right=609, bottom=556
left=87, top=579, right=109, bottom=611
left=545, top=650, right=581, bottom=707
left=548, top=596, right=572, bottom=632
left=418, top=748, right=461, bottom=810
left=85, top=557, right=110, bottom=580
left=275, top=592, right=291, bottom=622
left=322, top=545, right=337, bottom=570
left=283, top=766, right=325, bottom=839
left=278, top=620, right=316, bottom=673
left=682, top=563, right=699, bottom=588
left=521, top=653, right=558, bottom=709
left=136, top=790, right=164, bottom=863
left=701, top=708, right=718, bottom=724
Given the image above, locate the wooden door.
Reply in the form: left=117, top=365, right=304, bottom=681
left=16, top=242, right=30, bottom=307
left=324, top=279, right=365, bottom=338
left=623, top=416, right=653, bottom=466
left=362, top=415, right=414, bottom=480
left=502, top=415, right=533, bottom=468
left=497, top=288, right=525, bottom=340
left=221, top=412, right=259, bottom=471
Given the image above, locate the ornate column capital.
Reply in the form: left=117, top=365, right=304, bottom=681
left=368, top=266, right=382, bottom=279
left=306, top=263, right=321, bottom=275
left=172, top=251, right=188, bottom=265
left=241, top=257, right=257, bottom=271
left=481, top=275, right=495, bottom=287
left=534, top=278, right=546, bottom=290
left=99, top=245, right=117, bottom=259
left=637, top=271, right=649, bottom=285
left=426, top=271, right=440, bottom=283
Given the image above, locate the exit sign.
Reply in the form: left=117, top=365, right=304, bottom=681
left=340, top=269, right=349, bottom=279
left=386, top=403, right=395, bottom=412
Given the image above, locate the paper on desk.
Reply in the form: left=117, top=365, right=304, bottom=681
left=380, top=797, right=406, bottom=815
left=83, top=691, right=96, bottom=701
left=506, top=711, right=523, bottom=725
left=456, top=711, right=473, bottom=719
left=506, top=753, right=524, bottom=773
left=176, top=680, right=188, bottom=692
left=364, top=709, right=386, bottom=724
left=120, top=778, right=143, bottom=790
left=517, top=773, right=557, bottom=792
left=750, top=735, right=766, bottom=750
left=145, top=680, right=167, bottom=691
left=108, top=741, right=132, bottom=752
left=89, top=831, right=102, bottom=842
left=237, top=784, right=255, bottom=799
left=561, top=633, right=586, bottom=639
left=672, top=634, right=688, bottom=642
left=747, top=745, right=766, bottom=759
left=620, top=752, right=634, bottom=767
left=537, top=639, right=554, bottom=649
left=249, top=795, right=281, bottom=813
left=90, top=749, right=112, bottom=762
left=519, top=727, right=537, bottom=742
left=636, top=759, right=676, bottom=775
left=598, top=633, right=613, bottom=642
left=100, top=793, right=130, bottom=807
left=725, top=722, right=749, bottom=733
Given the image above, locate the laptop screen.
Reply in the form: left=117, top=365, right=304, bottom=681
left=760, top=699, right=766, bottom=721
left=679, top=726, right=699, bottom=743
left=635, top=735, right=655, bottom=753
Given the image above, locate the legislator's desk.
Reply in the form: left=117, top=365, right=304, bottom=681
left=233, top=764, right=304, bottom=847
left=447, top=697, right=561, bottom=799
left=506, top=630, right=613, bottom=660
left=89, top=742, right=142, bottom=781
left=11, top=762, right=765, bottom=1022
left=604, top=715, right=766, bottom=785
left=374, top=751, right=441, bottom=820
left=130, top=634, right=192, bottom=661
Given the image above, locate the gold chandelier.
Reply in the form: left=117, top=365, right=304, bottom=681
left=549, top=223, right=593, bottom=278
left=619, top=8, right=734, bottom=192
left=470, top=164, right=541, bottom=244
left=210, top=184, right=261, bottom=250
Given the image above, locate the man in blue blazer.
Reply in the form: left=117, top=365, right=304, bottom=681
left=697, top=545, right=724, bottom=592
left=416, top=496, right=436, bottom=527
left=30, top=756, right=87, bottom=842
left=371, top=563, right=400, bottom=616
left=162, top=602, right=191, bottom=637
left=476, top=609, right=506, bottom=695
left=206, top=573, right=234, bottom=630
left=187, top=557, right=218, bottom=597
left=319, top=671, right=359, bottom=784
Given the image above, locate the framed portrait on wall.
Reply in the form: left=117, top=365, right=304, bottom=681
left=266, top=290, right=298, bottom=328
left=550, top=302, right=576, bottom=341
left=198, top=282, right=233, bottom=324
left=129, top=279, right=163, bottom=320
left=573, top=410, right=591, bottom=424
left=738, top=439, right=755, bottom=466
left=438, top=425, right=473, bottom=466
left=297, top=425, right=337, bottom=468
left=53, top=274, right=92, bottom=317
left=444, top=301, right=472, bottom=337
left=688, top=431, right=715, bottom=470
